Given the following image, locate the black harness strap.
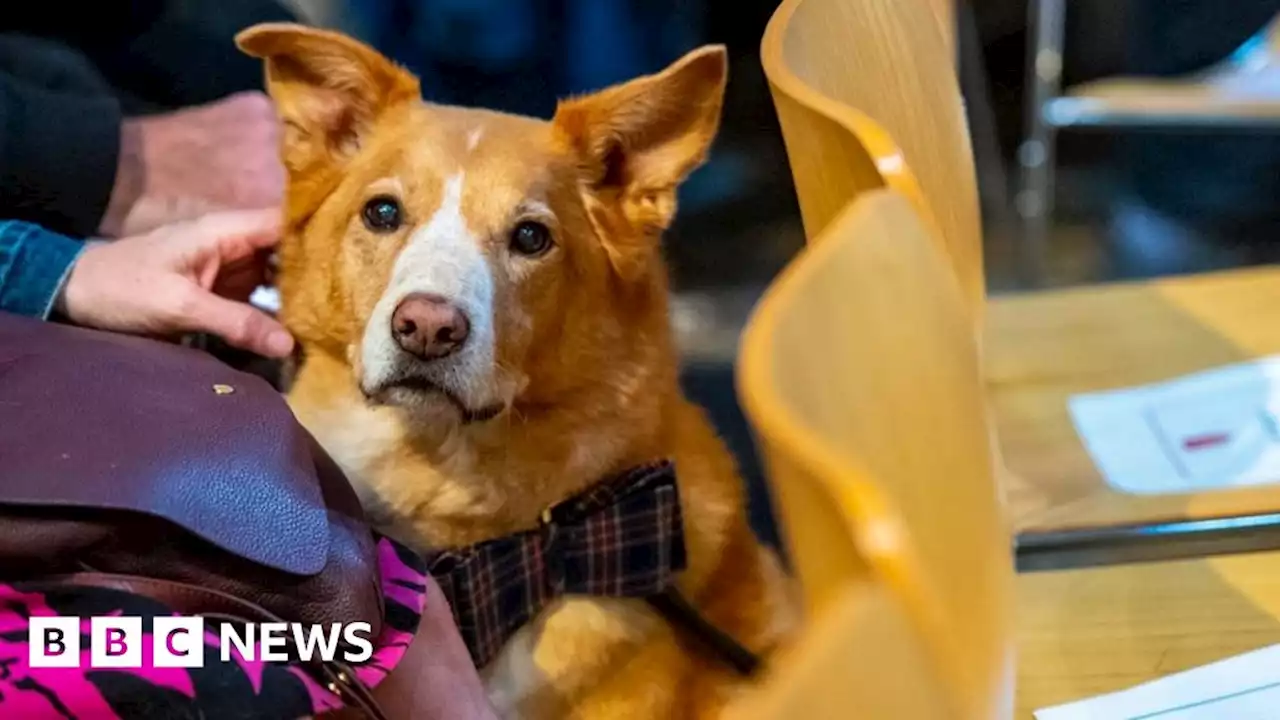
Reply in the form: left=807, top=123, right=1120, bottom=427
left=646, top=588, right=763, bottom=677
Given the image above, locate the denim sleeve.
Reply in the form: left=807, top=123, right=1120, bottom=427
left=0, top=220, right=85, bottom=319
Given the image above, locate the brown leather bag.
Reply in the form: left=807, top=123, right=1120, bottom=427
left=0, top=312, right=388, bottom=716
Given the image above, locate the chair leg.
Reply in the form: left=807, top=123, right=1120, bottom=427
left=1017, top=0, right=1065, bottom=287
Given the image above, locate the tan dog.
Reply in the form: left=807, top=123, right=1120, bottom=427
left=237, top=24, right=794, bottom=719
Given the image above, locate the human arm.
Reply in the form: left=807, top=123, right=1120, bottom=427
left=1, top=0, right=295, bottom=107
left=0, top=3, right=290, bottom=238
left=0, top=219, right=84, bottom=319
left=0, top=79, right=286, bottom=241
left=0, top=73, right=124, bottom=237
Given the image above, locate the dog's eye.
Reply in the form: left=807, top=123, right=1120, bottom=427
left=362, top=196, right=403, bottom=233
left=509, top=221, right=553, bottom=257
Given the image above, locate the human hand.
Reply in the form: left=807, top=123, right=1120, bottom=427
left=100, top=92, right=285, bottom=238
left=59, top=209, right=294, bottom=358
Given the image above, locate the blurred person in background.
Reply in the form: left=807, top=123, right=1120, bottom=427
left=1114, top=0, right=1280, bottom=276
left=0, top=0, right=295, bottom=241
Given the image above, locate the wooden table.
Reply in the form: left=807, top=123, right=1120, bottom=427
left=1017, top=549, right=1280, bottom=718
left=987, top=267, right=1280, bottom=558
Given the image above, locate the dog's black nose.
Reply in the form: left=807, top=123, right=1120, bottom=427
left=391, top=293, right=470, bottom=360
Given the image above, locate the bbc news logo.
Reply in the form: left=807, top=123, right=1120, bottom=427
left=28, top=617, right=373, bottom=668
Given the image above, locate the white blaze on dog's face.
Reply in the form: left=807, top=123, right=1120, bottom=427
left=355, top=168, right=499, bottom=418
left=238, top=25, right=727, bottom=425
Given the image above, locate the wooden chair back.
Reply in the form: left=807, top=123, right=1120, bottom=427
left=735, top=189, right=1015, bottom=719
left=724, top=585, right=961, bottom=720
left=761, top=0, right=982, bottom=317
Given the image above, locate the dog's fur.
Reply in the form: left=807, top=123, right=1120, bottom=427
left=238, top=24, right=794, bottom=719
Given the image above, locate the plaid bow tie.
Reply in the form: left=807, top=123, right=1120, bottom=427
left=424, top=461, right=686, bottom=668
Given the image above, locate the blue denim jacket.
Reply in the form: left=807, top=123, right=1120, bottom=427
left=0, top=220, right=84, bottom=319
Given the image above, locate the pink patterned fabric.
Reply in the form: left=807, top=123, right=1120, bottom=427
left=0, top=536, right=427, bottom=719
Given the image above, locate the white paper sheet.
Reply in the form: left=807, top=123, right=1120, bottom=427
left=1036, top=644, right=1280, bottom=720
left=1068, top=356, right=1280, bottom=494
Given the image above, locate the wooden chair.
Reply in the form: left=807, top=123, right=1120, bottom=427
left=760, top=0, right=1280, bottom=560
left=929, top=0, right=955, bottom=59
left=760, top=0, right=1045, bottom=536
left=725, top=585, right=961, bottom=720
left=732, top=189, right=1016, bottom=720
left=760, top=0, right=985, bottom=320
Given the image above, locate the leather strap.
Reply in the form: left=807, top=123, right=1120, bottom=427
left=46, top=573, right=389, bottom=720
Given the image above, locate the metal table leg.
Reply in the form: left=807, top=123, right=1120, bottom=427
left=1018, top=0, right=1065, bottom=287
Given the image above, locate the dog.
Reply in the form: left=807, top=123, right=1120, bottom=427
left=238, top=24, right=794, bottom=719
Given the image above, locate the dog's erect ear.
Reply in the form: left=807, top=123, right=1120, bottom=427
left=237, top=23, right=419, bottom=180
left=554, top=46, right=727, bottom=277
